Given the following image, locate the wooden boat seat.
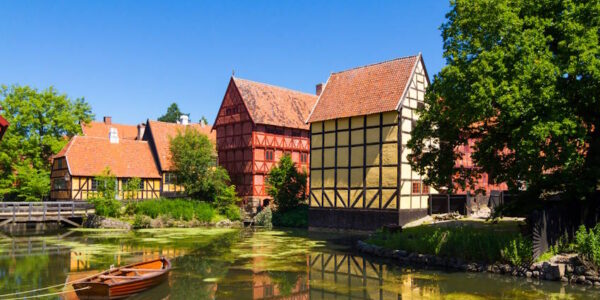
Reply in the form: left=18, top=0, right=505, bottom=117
left=99, top=275, right=144, bottom=279
left=120, top=268, right=163, bottom=272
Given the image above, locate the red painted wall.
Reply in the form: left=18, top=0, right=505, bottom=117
left=454, top=138, right=507, bottom=194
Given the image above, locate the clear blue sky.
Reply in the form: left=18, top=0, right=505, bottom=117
left=0, top=0, right=450, bottom=125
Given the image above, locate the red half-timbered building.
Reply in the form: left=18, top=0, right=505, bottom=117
left=0, top=106, right=8, bottom=141
left=214, top=77, right=317, bottom=211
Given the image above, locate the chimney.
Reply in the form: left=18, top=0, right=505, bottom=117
left=137, top=123, right=146, bottom=140
left=316, top=83, right=323, bottom=96
left=103, top=116, right=112, bottom=125
left=109, top=127, right=119, bottom=143
left=179, top=115, right=189, bottom=126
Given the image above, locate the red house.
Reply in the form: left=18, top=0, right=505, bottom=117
left=0, top=107, right=8, bottom=141
left=214, top=77, right=317, bottom=212
left=454, top=138, right=508, bottom=195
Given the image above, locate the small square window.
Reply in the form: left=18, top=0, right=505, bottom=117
left=265, top=150, right=274, bottom=161
left=91, top=179, right=98, bottom=191
left=412, top=182, right=422, bottom=194
left=300, top=153, right=308, bottom=163
left=422, top=184, right=429, bottom=194
left=139, top=180, right=144, bottom=190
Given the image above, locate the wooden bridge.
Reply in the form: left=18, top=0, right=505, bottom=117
left=0, top=201, right=94, bottom=227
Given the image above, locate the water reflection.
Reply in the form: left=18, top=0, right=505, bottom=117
left=0, top=228, right=599, bottom=299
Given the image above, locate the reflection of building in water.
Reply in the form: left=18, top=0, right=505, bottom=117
left=309, top=252, right=440, bottom=299
left=69, top=244, right=187, bottom=272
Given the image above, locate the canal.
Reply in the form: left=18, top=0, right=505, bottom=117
left=0, top=228, right=598, bottom=299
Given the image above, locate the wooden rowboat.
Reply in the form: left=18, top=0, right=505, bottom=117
left=72, top=257, right=171, bottom=299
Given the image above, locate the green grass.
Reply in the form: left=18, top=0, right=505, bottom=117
left=367, top=222, right=532, bottom=264
left=133, top=198, right=217, bottom=222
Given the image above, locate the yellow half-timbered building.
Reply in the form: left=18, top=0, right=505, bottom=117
left=306, top=54, right=437, bottom=230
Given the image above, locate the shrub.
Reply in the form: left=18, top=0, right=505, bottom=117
left=254, top=207, right=272, bottom=227
left=575, top=224, right=600, bottom=268
left=267, top=155, right=307, bottom=212
left=89, top=197, right=121, bottom=218
left=272, top=204, right=308, bottom=228
left=368, top=223, right=532, bottom=264
left=222, top=204, right=242, bottom=221
left=134, top=198, right=217, bottom=222
left=132, top=214, right=152, bottom=229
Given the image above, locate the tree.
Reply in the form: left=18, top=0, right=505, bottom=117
left=123, top=177, right=141, bottom=200
left=158, top=103, right=186, bottom=123
left=408, top=0, right=600, bottom=201
left=170, top=129, right=240, bottom=210
left=0, top=85, right=93, bottom=199
left=267, top=154, right=307, bottom=212
left=200, top=116, right=209, bottom=125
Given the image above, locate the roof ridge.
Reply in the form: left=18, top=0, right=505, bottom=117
left=76, top=135, right=149, bottom=144
left=331, top=54, right=420, bottom=75
left=233, top=77, right=316, bottom=98
left=149, top=119, right=212, bottom=127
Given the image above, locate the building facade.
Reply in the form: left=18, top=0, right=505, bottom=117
left=0, top=106, right=8, bottom=141
left=214, top=77, right=316, bottom=211
left=306, top=54, right=437, bottom=230
left=50, top=117, right=215, bottom=200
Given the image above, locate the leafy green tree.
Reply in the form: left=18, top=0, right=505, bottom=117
left=267, top=154, right=307, bottom=212
left=408, top=0, right=600, bottom=201
left=0, top=85, right=93, bottom=199
left=170, top=129, right=240, bottom=211
left=158, top=103, right=186, bottom=123
left=89, top=167, right=121, bottom=217
left=123, top=177, right=141, bottom=200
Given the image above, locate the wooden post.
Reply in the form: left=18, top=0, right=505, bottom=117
left=43, top=203, right=47, bottom=221
left=72, top=202, right=75, bottom=217
left=447, top=194, right=450, bottom=214
left=58, top=203, right=61, bottom=223
left=12, top=204, right=16, bottom=222
left=28, top=203, right=32, bottom=221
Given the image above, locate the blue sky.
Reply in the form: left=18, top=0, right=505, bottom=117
left=0, top=0, right=450, bottom=125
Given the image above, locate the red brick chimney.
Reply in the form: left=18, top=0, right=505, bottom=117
left=316, top=83, right=323, bottom=96
left=103, top=116, right=112, bottom=125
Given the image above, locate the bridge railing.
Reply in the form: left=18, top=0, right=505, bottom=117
left=0, top=201, right=94, bottom=222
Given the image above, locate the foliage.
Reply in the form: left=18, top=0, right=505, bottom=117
left=93, top=167, right=117, bottom=200
left=575, top=224, right=600, bottom=268
left=14, top=165, right=50, bottom=201
left=134, top=198, right=217, bottom=222
left=200, top=116, right=209, bottom=125
left=408, top=0, right=600, bottom=200
left=222, top=204, right=242, bottom=221
left=158, top=103, right=186, bottom=123
left=272, top=204, right=308, bottom=228
left=368, top=223, right=532, bottom=264
left=122, top=177, right=141, bottom=200
left=132, top=214, right=152, bottom=229
left=501, top=235, right=533, bottom=266
left=90, top=197, right=121, bottom=218
left=254, top=207, right=272, bottom=227
left=0, top=85, right=93, bottom=199
left=170, top=129, right=240, bottom=209
left=267, top=155, right=307, bottom=212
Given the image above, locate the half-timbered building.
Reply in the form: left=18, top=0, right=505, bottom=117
left=214, top=77, right=317, bottom=211
left=306, top=54, right=437, bottom=230
left=0, top=112, right=8, bottom=141
left=50, top=135, right=162, bottom=200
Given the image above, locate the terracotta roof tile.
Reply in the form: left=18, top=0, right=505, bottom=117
left=55, top=136, right=161, bottom=178
left=82, top=121, right=139, bottom=140
left=307, top=55, right=421, bottom=122
left=233, top=77, right=317, bottom=129
left=147, top=120, right=216, bottom=171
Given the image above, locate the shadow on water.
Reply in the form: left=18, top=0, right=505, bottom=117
left=0, top=227, right=599, bottom=299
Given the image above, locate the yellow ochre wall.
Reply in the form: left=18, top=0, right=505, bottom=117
left=69, top=177, right=161, bottom=200
left=162, top=172, right=185, bottom=193
left=309, top=59, right=436, bottom=212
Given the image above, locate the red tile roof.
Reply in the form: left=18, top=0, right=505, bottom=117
left=232, top=77, right=317, bottom=130
left=307, top=55, right=422, bottom=122
left=54, top=136, right=161, bottom=178
left=146, top=120, right=216, bottom=171
left=82, top=121, right=139, bottom=140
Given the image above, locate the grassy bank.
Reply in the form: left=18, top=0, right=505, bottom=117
left=367, top=221, right=532, bottom=265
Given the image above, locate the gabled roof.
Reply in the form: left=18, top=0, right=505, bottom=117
left=307, top=54, right=424, bottom=122
left=146, top=120, right=215, bottom=171
left=54, top=136, right=161, bottom=178
left=230, top=77, right=317, bottom=130
left=82, top=121, right=139, bottom=140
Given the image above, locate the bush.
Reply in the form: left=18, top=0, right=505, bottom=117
left=272, top=204, right=308, bottom=228
left=135, top=198, right=216, bottom=222
left=132, top=214, right=152, bottom=229
left=267, top=155, right=307, bottom=212
left=575, top=224, right=600, bottom=268
left=368, top=223, right=532, bottom=264
left=89, top=197, right=121, bottom=218
left=254, top=207, right=272, bottom=227
left=222, top=204, right=242, bottom=221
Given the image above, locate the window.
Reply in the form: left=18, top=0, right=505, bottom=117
left=265, top=150, right=274, bottom=161
left=417, top=102, right=425, bottom=111
left=265, top=126, right=284, bottom=135
left=91, top=179, right=99, bottom=191
left=165, top=173, right=176, bottom=184
left=53, top=178, right=66, bottom=190
left=412, top=181, right=422, bottom=194
left=56, top=159, right=63, bottom=169
left=300, top=153, right=308, bottom=163
left=422, top=184, right=429, bottom=194
left=292, top=130, right=302, bottom=137
left=225, top=106, right=239, bottom=116
left=139, top=180, right=144, bottom=190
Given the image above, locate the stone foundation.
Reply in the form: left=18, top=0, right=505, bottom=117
left=309, top=208, right=428, bottom=231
